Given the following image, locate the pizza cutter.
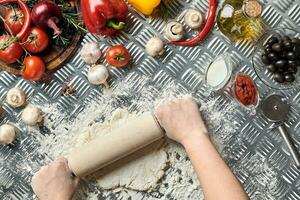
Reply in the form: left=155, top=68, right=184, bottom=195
left=261, top=94, right=300, bottom=168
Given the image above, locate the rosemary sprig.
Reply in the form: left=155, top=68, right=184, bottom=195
left=62, top=13, right=87, bottom=34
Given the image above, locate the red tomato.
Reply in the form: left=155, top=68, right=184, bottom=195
left=4, top=8, right=24, bottom=35
left=22, top=56, right=45, bottom=81
left=23, top=27, right=49, bottom=53
left=105, top=45, right=130, bottom=67
left=0, top=35, right=23, bottom=64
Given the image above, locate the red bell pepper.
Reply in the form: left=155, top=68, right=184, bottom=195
left=81, top=0, right=128, bottom=36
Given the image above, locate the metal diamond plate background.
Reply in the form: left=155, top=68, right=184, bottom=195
left=1, top=0, right=300, bottom=199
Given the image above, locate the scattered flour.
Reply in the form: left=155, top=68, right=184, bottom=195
left=28, top=73, right=248, bottom=200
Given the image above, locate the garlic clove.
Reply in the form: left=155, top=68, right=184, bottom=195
left=145, top=37, right=165, bottom=57
left=184, top=9, right=203, bottom=29
left=21, top=105, right=43, bottom=126
left=164, top=21, right=185, bottom=42
left=80, top=42, right=102, bottom=64
left=6, top=88, right=26, bottom=108
left=87, top=65, right=109, bottom=86
left=0, top=124, right=16, bottom=145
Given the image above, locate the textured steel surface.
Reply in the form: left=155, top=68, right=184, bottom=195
left=1, top=0, right=300, bottom=199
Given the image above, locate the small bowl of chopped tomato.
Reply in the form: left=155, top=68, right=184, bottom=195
left=231, top=73, right=259, bottom=110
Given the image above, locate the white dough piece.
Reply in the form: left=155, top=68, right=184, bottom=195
left=77, top=109, right=168, bottom=191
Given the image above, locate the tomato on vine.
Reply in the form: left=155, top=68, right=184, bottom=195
left=23, top=27, right=49, bottom=53
left=4, top=8, right=25, bottom=35
left=22, top=56, right=45, bottom=81
left=0, top=35, right=23, bottom=64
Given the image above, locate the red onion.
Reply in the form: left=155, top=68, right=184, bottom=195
left=31, top=0, right=62, bottom=35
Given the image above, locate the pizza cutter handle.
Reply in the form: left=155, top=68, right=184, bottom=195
left=278, top=125, right=300, bottom=168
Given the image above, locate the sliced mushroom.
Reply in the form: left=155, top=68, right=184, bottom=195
left=164, top=21, right=184, bottom=42
left=145, top=37, right=165, bottom=57
left=184, top=9, right=203, bottom=29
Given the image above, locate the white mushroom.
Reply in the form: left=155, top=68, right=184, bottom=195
left=184, top=9, right=203, bottom=29
left=80, top=42, right=102, bottom=64
left=0, top=124, right=16, bottom=144
left=87, top=64, right=109, bottom=87
left=21, top=105, right=43, bottom=126
left=6, top=88, right=26, bottom=108
left=164, top=21, right=185, bottom=41
left=145, top=37, right=165, bottom=57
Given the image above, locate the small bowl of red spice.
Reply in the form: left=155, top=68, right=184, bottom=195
left=232, top=73, right=259, bottom=108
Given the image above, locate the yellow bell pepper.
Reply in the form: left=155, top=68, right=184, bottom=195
left=128, top=0, right=161, bottom=16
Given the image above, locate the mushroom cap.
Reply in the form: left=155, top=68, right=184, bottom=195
left=164, top=21, right=185, bottom=42
left=184, top=9, right=203, bottom=29
left=6, top=88, right=26, bottom=108
left=145, top=37, right=165, bottom=57
left=21, top=105, right=43, bottom=126
left=0, top=124, right=16, bottom=144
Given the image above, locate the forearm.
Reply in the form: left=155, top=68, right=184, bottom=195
left=183, top=133, right=249, bottom=200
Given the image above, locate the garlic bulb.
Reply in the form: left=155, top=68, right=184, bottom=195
left=6, top=88, right=26, bottom=108
left=145, top=37, right=165, bottom=57
left=164, top=21, right=185, bottom=42
left=80, top=42, right=102, bottom=64
left=184, top=9, right=203, bottom=29
left=87, top=65, right=109, bottom=87
left=21, top=105, right=43, bottom=126
left=0, top=124, right=16, bottom=144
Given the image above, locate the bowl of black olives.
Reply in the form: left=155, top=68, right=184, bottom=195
left=252, top=28, right=300, bottom=90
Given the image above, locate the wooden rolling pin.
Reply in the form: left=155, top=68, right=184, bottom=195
left=67, top=112, right=164, bottom=177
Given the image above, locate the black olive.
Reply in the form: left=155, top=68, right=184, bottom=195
left=272, top=43, right=283, bottom=52
left=267, top=36, right=279, bottom=46
left=281, top=51, right=288, bottom=59
left=292, top=38, right=300, bottom=45
left=268, top=52, right=279, bottom=62
left=264, top=47, right=272, bottom=54
left=283, top=36, right=291, bottom=42
left=261, top=55, right=271, bottom=65
left=287, top=51, right=297, bottom=60
left=285, top=73, right=295, bottom=82
left=288, top=60, right=297, bottom=68
left=283, top=41, right=293, bottom=50
left=274, top=73, right=285, bottom=83
left=275, top=60, right=288, bottom=68
left=267, top=64, right=277, bottom=73
left=293, top=46, right=300, bottom=56
left=288, top=66, right=297, bottom=74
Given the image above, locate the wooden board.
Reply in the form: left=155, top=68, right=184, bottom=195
left=0, top=0, right=82, bottom=75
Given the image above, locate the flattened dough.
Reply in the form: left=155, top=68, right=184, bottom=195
left=77, top=109, right=168, bottom=191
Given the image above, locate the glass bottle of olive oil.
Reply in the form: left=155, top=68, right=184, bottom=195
left=217, top=0, right=265, bottom=42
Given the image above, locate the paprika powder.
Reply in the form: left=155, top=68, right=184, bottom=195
left=234, top=73, right=257, bottom=106
left=81, top=0, right=128, bottom=36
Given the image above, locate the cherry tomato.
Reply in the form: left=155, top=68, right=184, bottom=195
left=4, top=8, right=24, bottom=35
left=105, top=45, right=130, bottom=67
left=0, top=35, right=23, bottom=64
left=22, top=56, right=45, bottom=81
left=23, top=27, right=49, bottom=53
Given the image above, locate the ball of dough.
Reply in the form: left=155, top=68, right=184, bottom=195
left=21, top=105, right=43, bottom=126
left=6, top=88, right=26, bottom=108
left=0, top=124, right=16, bottom=144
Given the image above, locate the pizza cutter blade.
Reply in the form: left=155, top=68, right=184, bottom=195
left=261, top=94, right=300, bottom=168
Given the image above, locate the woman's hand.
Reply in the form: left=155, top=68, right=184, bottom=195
left=31, top=158, right=80, bottom=200
left=155, top=96, right=208, bottom=145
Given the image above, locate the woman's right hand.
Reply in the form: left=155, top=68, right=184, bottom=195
left=155, top=97, right=208, bottom=146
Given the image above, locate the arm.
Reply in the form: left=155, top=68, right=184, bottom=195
left=31, top=158, right=80, bottom=200
left=155, top=97, right=249, bottom=200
